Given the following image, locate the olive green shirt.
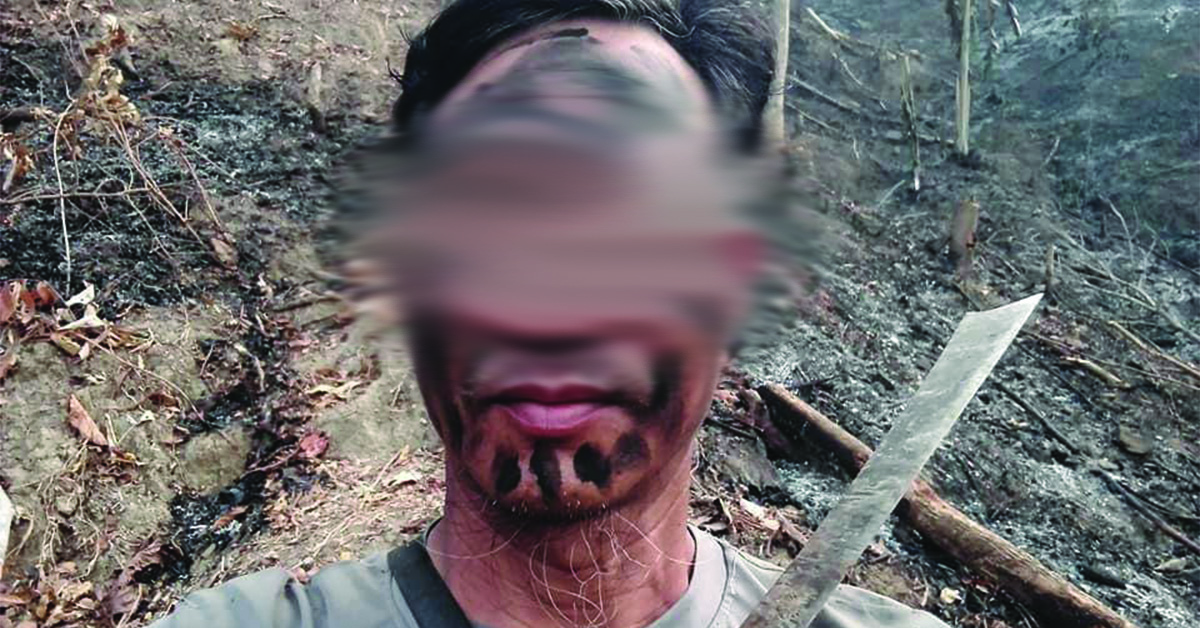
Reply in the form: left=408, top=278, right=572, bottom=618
left=153, top=528, right=949, bottom=628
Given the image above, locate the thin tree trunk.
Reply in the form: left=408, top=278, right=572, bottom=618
left=955, top=0, right=972, bottom=155
left=764, top=0, right=790, bottom=149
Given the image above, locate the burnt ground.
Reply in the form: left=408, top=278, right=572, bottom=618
left=0, top=1, right=1197, bottom=628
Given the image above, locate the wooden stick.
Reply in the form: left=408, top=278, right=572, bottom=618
left=759, top=383, right=1137, bottom=628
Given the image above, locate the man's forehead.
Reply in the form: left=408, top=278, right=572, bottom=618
left=429, top=18, right=717, bottom=140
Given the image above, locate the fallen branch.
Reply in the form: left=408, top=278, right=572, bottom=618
left=759, top=383, right=1137, bottom=628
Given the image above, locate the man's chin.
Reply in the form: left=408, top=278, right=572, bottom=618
left=492, top=492, right=615, bottom=524
left=482, top=472, right=637, bottom=522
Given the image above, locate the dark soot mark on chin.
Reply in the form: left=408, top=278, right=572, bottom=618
left=573, top=443, right=612, bottom=488
left=493, top=451, right=521, bottom=495
left=530, top=442, right=562, bottom=504
left=613, top=433, right=649, bottom=469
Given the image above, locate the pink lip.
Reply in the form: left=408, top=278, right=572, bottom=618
left=501, top=401, right=606, bottom=438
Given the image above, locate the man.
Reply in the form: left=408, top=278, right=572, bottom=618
left=156, top=1, right=950, bottom=627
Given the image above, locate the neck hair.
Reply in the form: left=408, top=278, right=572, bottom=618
left=427, top=452, right=696, bottom=628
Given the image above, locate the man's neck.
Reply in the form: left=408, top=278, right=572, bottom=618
left=427, top=466, right=695, bottom=628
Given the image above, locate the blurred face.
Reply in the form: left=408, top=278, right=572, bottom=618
left=383, top=20, right=762, bottom=520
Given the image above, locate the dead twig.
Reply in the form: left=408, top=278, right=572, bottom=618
left=1061, top=355, right=1130, bottom=389
left=1053, top=227, right=1200, bottom=344
left=994, top=380, right=1081, bottom=454
left=1094, top=470, right=1200, bottom=557
left=271, top=292, right=344, bottom=313
left=1042, top=136, right=1060, bottom=166
left=1079, top=355, right=1200, bottom=393
left=159, top=128, right=227, bottom=234
left=0, top=186, right=160, bottom=204
left=108, top=119, right=205, bottom=247
left=50, top=110, right=74, bottom=289
left=790, top=77, right=863, bottom=116
left=790, top=106, right=839, bottom=135
left=1107, top=320, right=1200, bottom=383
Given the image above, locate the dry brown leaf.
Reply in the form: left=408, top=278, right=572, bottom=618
left=298, top=430, right=330, bottom=460
left=59, top=304, right=107, bottom=331
left=64, top=282, right=95, bottom=308
left=387, top=470, right=421, bottom=487
left=0, top=591, right=30, bottom=608
left=1, top=140, right=33, bottom=195
left=123, top=540, right=163, bottom=577
left=56, top=580, right=93, bottom=604
left=0, top=283, right=16, bottom=325
left=211, top=237, right=238, bottom=269
left=67, top=394, right=108, bottom=447
left=306, top=380, right=362, bottom=399
left=15, top=283, right=34, bottom=316
left=0, top=349, right=16, bottom=381
left=211, top=505, right=248, bottom=531
left=225, top=20, right=259, bottom=42
left=100, top=581, right=139, bottom=617
left=50, top=333, right=83, bottom=357
left=32, top=282, right=59, bottom=308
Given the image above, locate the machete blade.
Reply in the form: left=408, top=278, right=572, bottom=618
left=741, top=293, right=1043, bottom=628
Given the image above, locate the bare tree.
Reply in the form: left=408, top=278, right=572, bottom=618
left=764, top=0, right=790, bottom=149
left=953, top=0, right=974, bottom=157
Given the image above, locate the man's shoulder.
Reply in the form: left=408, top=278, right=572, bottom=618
left=712, top=534, right=950, bottom=628
left=150, top=552, right=415, bottom=628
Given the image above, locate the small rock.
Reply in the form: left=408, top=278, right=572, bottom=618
left=708, top=432, right=780, bottom=490
left=179, top=429, right=253, bottom=492
left=1155, top=557, right=1187, bottom=573
left=1117, top=425, right=1153, bottom=455
left=1080, top=564, right=1127, bottom=588
left=55, top=492, right=78, bottom=516
left=938, top=587, right=963, bottom=605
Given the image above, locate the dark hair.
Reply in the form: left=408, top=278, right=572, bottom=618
left=391, top=0, right=775, bottom=154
